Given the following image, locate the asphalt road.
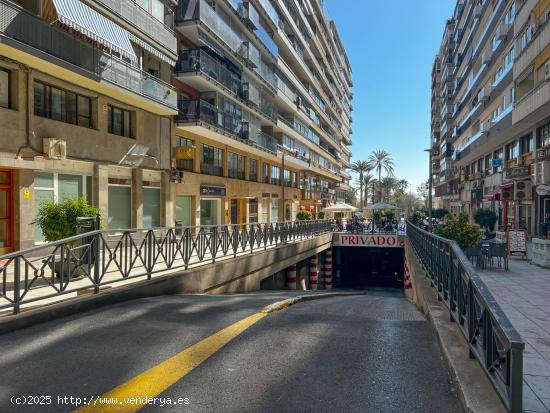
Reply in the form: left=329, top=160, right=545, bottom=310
left=0, top=290, right=461, bottom=413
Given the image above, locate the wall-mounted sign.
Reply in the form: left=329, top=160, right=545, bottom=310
left=200, top=185, right=226, bottom=197
left=492, top=159, right=502, bottom=167
left=23, top=188, right=31, bottom=200
left=334, top=234, right=405, bottom=248
left=537, top=146, right=550, bottom=161
left=175, top=146, right=194, bottom=159
left=504, top=165, right=531, bottom=180
left=536, top=184, right=550, bottom=196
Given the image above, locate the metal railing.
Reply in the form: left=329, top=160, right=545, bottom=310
left=407, top=223, right=524, bottom=413
left=0, top=0, right=177, bottom=109
left=0, top=220, right=333, bottom=315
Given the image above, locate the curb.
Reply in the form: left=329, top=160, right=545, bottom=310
left=260, top=291, right=367, bottom=313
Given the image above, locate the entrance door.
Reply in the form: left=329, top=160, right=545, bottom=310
left=230, top=199, right=238, bottom=225
left=176, top=196, right=192, bottom=227
left=200, top=199, right=219, bottom=226
left=0, top=171, right=13, bottom=254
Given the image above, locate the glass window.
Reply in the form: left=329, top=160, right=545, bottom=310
left=201, top=144, right=224, bottom=176
left=538, top=123, right=550, bottom=148
left=175, top=136, right=194, bottom=171
left=34, top=189, right=54, bottom=242
left=108, top=185, right=131, bottom=229
left=271, top=166, right=281, bottom=185
left=228, top=152, right=245, bottom=179
left=143, top=187, right=160, bottom=228
left=33, top=82, right=91, bottom=127
left=58, top=174, right=83, bottom=202
left=108, top=105, right=134, bottom=138
left=200, top=199, right=219, bottom=226
left=34, top=172, right=54, bottom=188
left=176, top=195, right=192, bottom=227
left=262, top=162, right=269, bottom=183
left=270, top=198, right=280, bottom=223
left=0, top=69, right=9, bottom=108
left=50, top=87, right=64, bottom=121
left=249, top=159, right=258, bottom=181
left=261, top=198, right=269, bottom=223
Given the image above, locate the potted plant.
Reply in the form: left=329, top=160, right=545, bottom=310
left=473, top=208, right=498, bottom=238
left=296, top=210, right=313, bottom=221
left=434, top=212, right=481, bottom=250
left=36, top=198, right=100, bottom=278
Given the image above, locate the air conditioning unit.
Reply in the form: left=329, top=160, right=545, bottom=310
left=240, top=121, right=250, bottom=139
left=473, top=4, right=482, bottom=19
left=169, top=170, right=184, bottom=183
left=240, top=2, right=259, bottom=30
left=43, top=138, right=67, bottom=160
left=496, top=23, right=511, bottom=41
left=515, top=180, right=532, bottom=200
left=502, top=186, right=514, bottom=201
left=480, top=119, right=492, bottom=133
left=479, top=85, right=493, bottom=101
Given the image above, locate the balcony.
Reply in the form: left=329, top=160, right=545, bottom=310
left=176, top=99, right=277, bottom=153
left=0, top=0, right=176, bottom=112
left=256, top=0, right=280, bottom=28
left=513, top=80, right=550, bottom=125
left=95, top=0, right=177, bottom=54
left=515, top=20, right=550, bottom=81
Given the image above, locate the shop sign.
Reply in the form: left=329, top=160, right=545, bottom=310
left=175, top=146, right=194, bottom=159
left=504, top=165, right=531, bottom=180
left=335, top=234, right=405, bottom=248
left=200, top=185, right=226, bottom=196
left=492, top=159, right=502, bottom=167
left=537, top=145, right=550, bottom=161
left=536, top=184, right=550, bottom=196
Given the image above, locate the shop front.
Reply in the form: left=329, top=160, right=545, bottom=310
left=199, top=185, right=225, bottom=227
left=0, top=170, right=13, bottom=254
left=501, top=165, right=533, bottom=234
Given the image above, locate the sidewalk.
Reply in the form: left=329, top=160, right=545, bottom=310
left=478, top=249, right=550, bottom=413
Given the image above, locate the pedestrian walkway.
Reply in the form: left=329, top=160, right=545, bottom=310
left=478, top=250, right=550, bottom=413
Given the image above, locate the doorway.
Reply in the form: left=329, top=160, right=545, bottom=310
left=0, top=170, right=13, bottom=254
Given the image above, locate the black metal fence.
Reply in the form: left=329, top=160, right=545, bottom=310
left=0, top=221, right=332, bottom=315
left=407, top=223, right=524, bottom=413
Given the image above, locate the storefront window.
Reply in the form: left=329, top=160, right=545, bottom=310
left=249, top=199, right=258, bottom=223
left=143, top=187, right=160, bottom=228
left=176, top=196, right=192, bottom=227
left=271, top=198, right=280, bottom=223
left=108, top=185, right=131, bottom=229
left=200, top=199, right=219, bottom=226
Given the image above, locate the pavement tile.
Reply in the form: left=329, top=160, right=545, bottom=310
left=525, top=376, right=550, bottom=400
left=523, top=357, right=550, bottom=376
left=523, top=382, right=550, bottom=413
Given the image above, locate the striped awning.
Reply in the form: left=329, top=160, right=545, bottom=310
left=52, top=0, right=137, bottom=62
left=128, top=34, right=176, bottom=66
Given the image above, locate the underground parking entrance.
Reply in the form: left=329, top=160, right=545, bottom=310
left=334, top=233, right=405, bottom=289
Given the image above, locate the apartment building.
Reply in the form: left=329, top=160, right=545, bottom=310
left=0, top=0, right=178, bottom=252
left=170, top=0, right=353, bottom=227
left=432, top=0, right=550, bottom=236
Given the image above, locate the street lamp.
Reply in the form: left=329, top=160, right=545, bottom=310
left=424, top=148, right=433, bottom=232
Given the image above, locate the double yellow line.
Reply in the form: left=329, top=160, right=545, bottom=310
left=75, top=312, right=267, bottom=413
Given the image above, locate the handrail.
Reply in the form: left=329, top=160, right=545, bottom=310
left=0, top=220, right=333, bottom=315
left=407, top=222, right=523, bottom=413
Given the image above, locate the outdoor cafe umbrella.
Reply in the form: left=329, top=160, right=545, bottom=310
left=322, top=203, right=358, bottom=213
left=366, top=202, right=399, bottom=210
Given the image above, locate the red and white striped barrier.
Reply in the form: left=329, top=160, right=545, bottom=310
left=324, top=249, right=333, bottom=290
left=310, top=255, right=319, bottom=290
left=287, top=264, right=297, bottom=290
left=404, top=256, right=412, bottom=290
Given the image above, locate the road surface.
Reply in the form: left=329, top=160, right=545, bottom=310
left=0, top=290, right=461, bottom=412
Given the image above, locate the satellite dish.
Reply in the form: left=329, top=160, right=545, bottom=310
left=118, top=144, right=158, bottom=168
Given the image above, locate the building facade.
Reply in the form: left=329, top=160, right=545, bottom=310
left=171, top=0, right=353, bottom=227
left=0, top=0, right=352, bottom=253
left=432, top=0, right=550, bottom=237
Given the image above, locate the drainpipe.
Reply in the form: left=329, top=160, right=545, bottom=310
left=16, top=66, right=40, bottom=159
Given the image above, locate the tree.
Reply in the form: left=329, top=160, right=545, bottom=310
left=344, top=188, right=358, bottom=206
left=432, top=208, right=449, bottom=219
left=351, top=160, right=371, bottom=209
left=417, top=180, right=429, bottom=206
left=397, top=179, right=409, bottom=193
left=380, top=177, right=397, bottom=202
left=367, top=150, right=394, bottom=202
left=360, top=174, right=375, bottom=208
left=397, top=192, right=422, bottom=218
left=473, top=209, right=498, bottom=234
left=434, top=213, right=481, bottom=250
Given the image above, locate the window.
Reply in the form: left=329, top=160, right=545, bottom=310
left=271, top=166, right=281, bottom=185
left=0, top=69, right=10, bottom=109
left=270, top=198, right=280, bottom=223
left=175, top=136, right=194, bottom=171
left=249, top=159, right=258, bottom=181
left=284, top=169, right=292, bottom=187
left=108, top=105, right=134, bottom=138
left=143, top=186, right=161, bottom=228
left=538, top=123, right=550, bottom=148
left=108, top=185, right=131, bottom=229
left=283, top=135, right=294, bottom=150
left=505, top=141, right=519, bottom=161
left=135, top=0, right=174, bottom=27
left=261, top=198, right=269, bottom=223
left=34, top=82, right=91, bottom=127
left=201, top=144, right=224, bottom=176
left=262, top=162, right=270, bottom=183
left=228, top=152, right=245, bottom=180
left=34, top=173, right=92, bottom=241
left=520, top=134, right=533, bottom=155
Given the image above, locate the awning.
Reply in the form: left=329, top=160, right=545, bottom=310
left=52, top=0, right=137, bottom=62
left=129, top=35, right=176, bottom=66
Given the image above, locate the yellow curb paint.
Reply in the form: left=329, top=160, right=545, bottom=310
left=73, top=312, right=267, bottom=413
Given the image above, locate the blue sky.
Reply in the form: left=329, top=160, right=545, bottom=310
left=325, top=0, right=456, bottom=191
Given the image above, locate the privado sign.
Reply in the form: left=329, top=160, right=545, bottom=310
left=337, top=234, right=405, bottom=248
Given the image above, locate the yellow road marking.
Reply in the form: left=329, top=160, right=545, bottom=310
left=74, top=312, right=267, bottom=413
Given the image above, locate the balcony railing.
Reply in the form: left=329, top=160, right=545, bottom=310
left=0, top=0, right=176, bottom=109
left=177, top=99, right=277, bottom=154
left=176, top=48, right=241, bottom=96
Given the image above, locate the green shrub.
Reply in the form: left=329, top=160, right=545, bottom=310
left=317, top=211, right=325, bottom=220
left=434, top=212, right=481, bottom=250
left=473, top=208, right=497, bottom=234
left=432, top=208, right=449, bottom=219
left=296, top=211, right=313, bottom=221
left=36, top=198, right=100, bottom=242
left=385, top=210, right=395, bottom=221
left=410, top=211, right=425, bottom=225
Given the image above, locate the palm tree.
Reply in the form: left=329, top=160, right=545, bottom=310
left=361, top=174, right=375, bottom=209
left=351, top=160, right=371, bottom=208
left=380, top=177, right=397, bottom=202
left=367, top=150, right=395, bottom=202
left=397, top=179, right=409, bottom=193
